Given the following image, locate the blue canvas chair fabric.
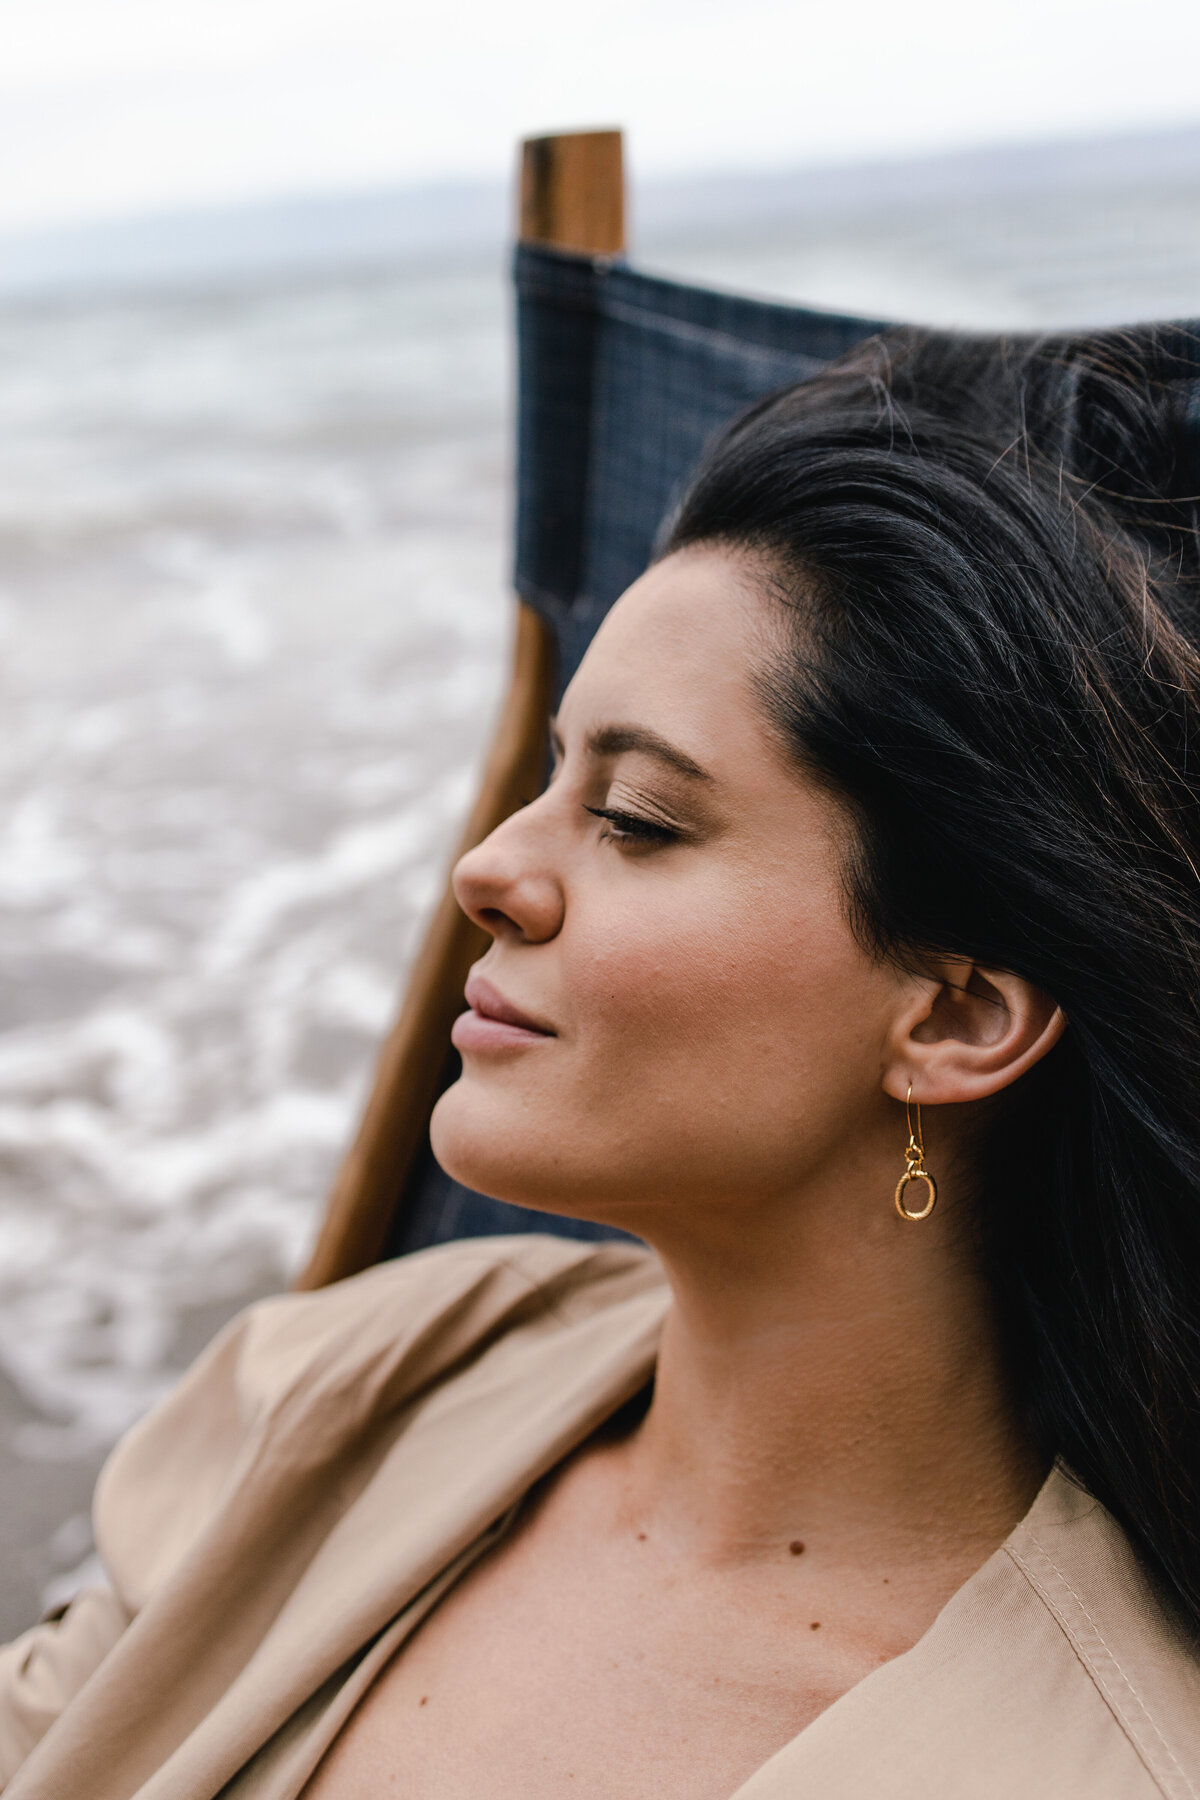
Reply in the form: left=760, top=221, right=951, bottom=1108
left=386, top=246, right=889, bottom=1255
left=513, top=245, right=889, bottom=695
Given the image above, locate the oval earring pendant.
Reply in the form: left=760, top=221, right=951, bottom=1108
left=895, top=1169, right=938, bottom=1221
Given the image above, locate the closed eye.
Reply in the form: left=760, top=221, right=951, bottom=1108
left=584, top=805, right=679, bottom=845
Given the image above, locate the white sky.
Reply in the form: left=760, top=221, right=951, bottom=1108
left=2, top=0, right=1199, bottom=235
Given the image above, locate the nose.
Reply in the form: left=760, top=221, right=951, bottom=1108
left=452, top=803, right=565, bottom=944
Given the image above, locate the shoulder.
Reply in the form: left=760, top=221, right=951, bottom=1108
left=94, top=1235, right=664, bottom=1611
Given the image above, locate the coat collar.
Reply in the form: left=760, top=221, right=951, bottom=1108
left=13, top=1238, right=1200, bottom=1800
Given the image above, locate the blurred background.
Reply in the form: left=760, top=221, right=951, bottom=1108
left=2, top=0, right=1200, bottom=1635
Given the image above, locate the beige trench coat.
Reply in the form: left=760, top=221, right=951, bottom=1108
left=0, top=1235, right=1197, bottom=1800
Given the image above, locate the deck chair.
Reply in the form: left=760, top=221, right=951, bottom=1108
left=294, top=128, right=893, bottom=1288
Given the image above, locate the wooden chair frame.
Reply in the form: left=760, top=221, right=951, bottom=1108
left=296, top=130, right=626, bottom=1289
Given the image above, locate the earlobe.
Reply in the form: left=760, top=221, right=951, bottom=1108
left=883, top=960, right=1066, bottom=1106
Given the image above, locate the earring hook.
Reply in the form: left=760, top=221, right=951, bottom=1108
left=905, top=1082, right=924, bottom=1159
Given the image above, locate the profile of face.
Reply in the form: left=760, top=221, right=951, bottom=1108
left=430, top=545, right=1060, bottom=1246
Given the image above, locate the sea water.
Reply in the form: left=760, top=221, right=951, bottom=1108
left=0, top=266, right=510, bottom=1629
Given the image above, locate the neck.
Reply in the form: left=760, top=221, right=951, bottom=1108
left=619, top=1171, right=1046, bottom=1573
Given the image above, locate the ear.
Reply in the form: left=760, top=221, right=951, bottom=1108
left=881, top=959, right=1066, bottom=1106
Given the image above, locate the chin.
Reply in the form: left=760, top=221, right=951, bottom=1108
left=429, top=1077, right=628, bottom=1226
left=430, top=1077, right=554, bottom=1208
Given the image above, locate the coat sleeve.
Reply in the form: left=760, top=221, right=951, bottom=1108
left=0, top=1281, right=299, bottom=1788
left=0, top=1272, right=355, bottom=1790
left=0, top=1586, right=131, bottom=1788
left=0, top=1267, right=330, bottom=1790
left=0, top=1279, right=287, bottom=1787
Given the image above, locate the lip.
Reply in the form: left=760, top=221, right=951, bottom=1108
left=452, top=972, right=556, bottom=1053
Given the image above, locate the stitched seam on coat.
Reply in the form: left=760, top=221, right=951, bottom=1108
left=1005, top=1534, right=1196, bottom=1800
left=1013, top=1533, right=1191, bottom=1798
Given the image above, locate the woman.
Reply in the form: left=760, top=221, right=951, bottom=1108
left=2, top=332, right=1199, bottom=1799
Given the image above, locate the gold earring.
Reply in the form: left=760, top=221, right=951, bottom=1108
left=894, top=1084, right=937, bottom=1221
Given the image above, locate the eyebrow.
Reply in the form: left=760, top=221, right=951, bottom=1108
left=578, top=722, right=715, bottom=783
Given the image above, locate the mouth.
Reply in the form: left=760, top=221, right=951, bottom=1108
left=452, top=971, right=556, bottom=1053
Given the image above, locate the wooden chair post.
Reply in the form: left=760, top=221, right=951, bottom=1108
left=296, top=130, right=626, bottom=1289
left=519, top=129, right=625, bottom=254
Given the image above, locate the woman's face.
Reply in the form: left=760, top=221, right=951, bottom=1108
left=431, top=545, right=912, bottom=1236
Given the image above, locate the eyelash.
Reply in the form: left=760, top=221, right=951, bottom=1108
left=584, top=805, right=678, bottom=846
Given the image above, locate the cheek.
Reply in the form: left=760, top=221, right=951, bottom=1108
left=564, top=869, right=887, bottom=1140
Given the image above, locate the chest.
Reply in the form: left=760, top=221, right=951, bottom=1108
left=301, top=1513, right=896, bottom=1800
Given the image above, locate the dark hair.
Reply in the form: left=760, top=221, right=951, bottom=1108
left=665, top=325, right=1200, bottom=1634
